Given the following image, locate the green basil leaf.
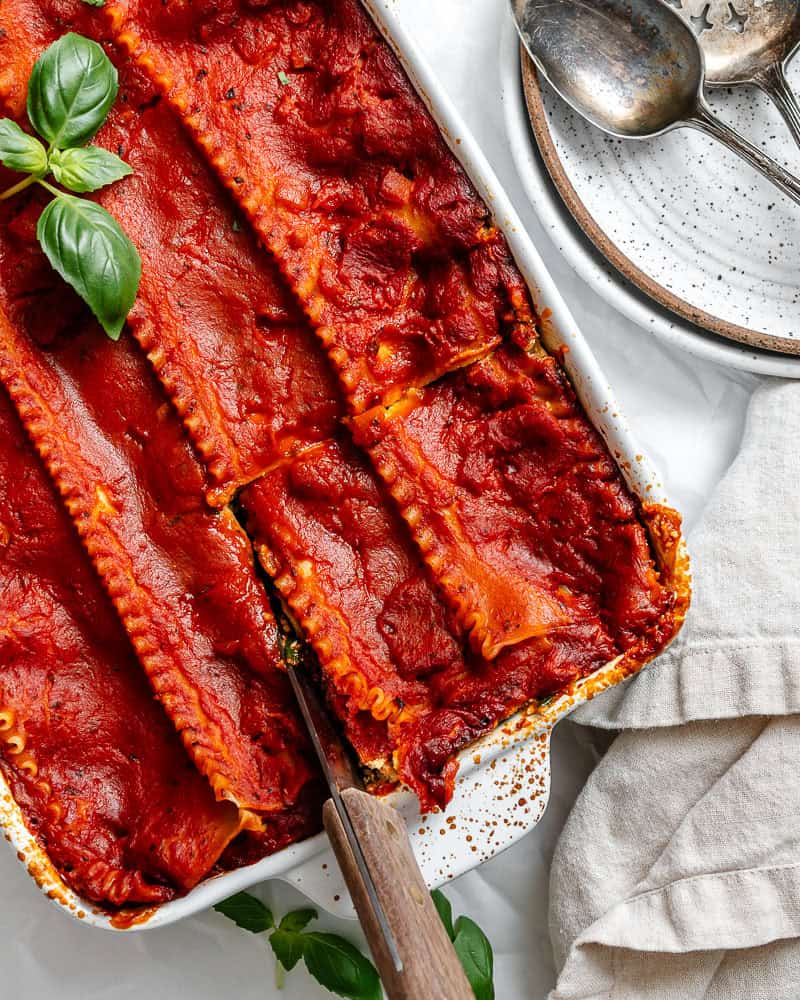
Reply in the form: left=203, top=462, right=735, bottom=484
left=302, top=932, right=381, bottom=1000
left=27, top=33, right=118, bottom=149
left=82, top=0, right=106, bottom=6
left=0, top=119, right=48, bottom=175
left=453, top=916, right=494, bottom=1000
left=269, top=929, right=306, bottom=973
left=278, top=908, right=317, bottom=933
left=431, top=889, right=455, bottom=941
left=213, top=892, right=274, bottom=934
left=277, top=631, right=302, bottom=668
left=49, top=145, right=132, bottom=192
left=36, top=194, right=140, bottom=339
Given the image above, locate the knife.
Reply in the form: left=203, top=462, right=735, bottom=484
left=287, top=663, right=474, bottom=1000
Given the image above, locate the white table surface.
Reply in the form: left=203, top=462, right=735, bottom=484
left=4, top=2, right=760, bottom=997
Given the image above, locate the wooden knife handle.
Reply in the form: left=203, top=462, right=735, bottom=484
left=323, top=788, right=474, bottom=1000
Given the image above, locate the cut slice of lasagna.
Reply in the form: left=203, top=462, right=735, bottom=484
left=241, top=435, right=622, bottom=809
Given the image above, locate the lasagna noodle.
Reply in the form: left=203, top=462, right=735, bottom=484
left=220, top=780, right=326, bottom=871
left=0, top=388, right=243, bottom=907
left=0, top=191, right=315, bottom=821
left=0, top=0, right=342, bottom=509
left=240, top=436, right=441, bottom=764
left=353, top=344, right=679, bottom=663
left=241, top=435, right=620, bottom=810
left=102, top=0, right=535, bottom=411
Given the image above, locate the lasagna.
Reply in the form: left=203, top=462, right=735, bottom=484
left=0, top=0, right=687, bottom=913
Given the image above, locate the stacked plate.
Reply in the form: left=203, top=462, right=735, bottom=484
left=500, top=16, right=800, bottom=377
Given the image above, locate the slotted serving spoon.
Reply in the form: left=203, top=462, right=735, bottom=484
left=676, top=0, right=800, bottom=148
left=509, top=0, right=800, bottom=206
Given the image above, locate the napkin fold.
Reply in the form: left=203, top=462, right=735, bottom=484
left=548, top=379, right=800, bottom=1000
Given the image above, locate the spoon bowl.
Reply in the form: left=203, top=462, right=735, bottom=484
left=511, top=0, right=703, bottom=137
left=686, top=0, right=800, bottom=85
left=674, top=0, right=800, bottom=148
left=509, top=0, right=800, bottom=204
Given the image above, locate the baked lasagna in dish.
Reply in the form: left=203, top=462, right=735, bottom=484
left=0, top=0, right=688, bottom=914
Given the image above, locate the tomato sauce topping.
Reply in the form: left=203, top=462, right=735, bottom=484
left=0, top=0, right=685, bottom=842
left=0, top=187, right=317, bottom=821
left=353, top=345, right=677, bottom=664
left=0, top=388, right=244, bottom=906
left=103, top=0, right=535, bottom=410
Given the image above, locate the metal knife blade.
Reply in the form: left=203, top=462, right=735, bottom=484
left=286, top=663, right=403, bottom=973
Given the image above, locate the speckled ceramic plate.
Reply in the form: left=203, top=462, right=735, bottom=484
left=501, top=14, right=800, bottom=364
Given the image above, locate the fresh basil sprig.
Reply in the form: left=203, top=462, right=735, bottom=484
left=212, top=890, right=274, bottom=934
left=215, top=888, right=497, bottom=999
left=432, top=889, right=495, bottom=1000
left=299, top=932, right=381, bottom=1000
left=37, top=195, right=140, bottom=338
left=214, top=893, right=381, bottom=999
left=432, top=886, right=455, bottom=939
left=0, top=32, right=140, bottom=340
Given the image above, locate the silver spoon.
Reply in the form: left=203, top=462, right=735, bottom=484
left=509, top=0, right=800, bottom=206
left=676, top=0, right=800, bottom=148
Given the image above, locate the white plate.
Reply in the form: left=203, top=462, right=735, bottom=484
left=0, top=0, right=688, bottom=931
left=500, top=15, right=800, bottom=378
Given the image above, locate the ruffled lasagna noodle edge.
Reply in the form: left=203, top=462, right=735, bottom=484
left=127, top=307, right=244, bottom=507
left=0, top=312, right=266, bottom=830
left=245, top=509, right=406, bottom=788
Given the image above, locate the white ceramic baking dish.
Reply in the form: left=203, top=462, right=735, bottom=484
left=0, top=0, right=689, bottom=930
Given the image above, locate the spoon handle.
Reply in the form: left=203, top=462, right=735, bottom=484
left=686, top=102, right=800, bottom=207
left=753, top=62, right=800, bottom=152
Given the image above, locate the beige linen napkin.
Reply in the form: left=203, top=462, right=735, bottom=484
left=548, top=379, right=800, bottom=1000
